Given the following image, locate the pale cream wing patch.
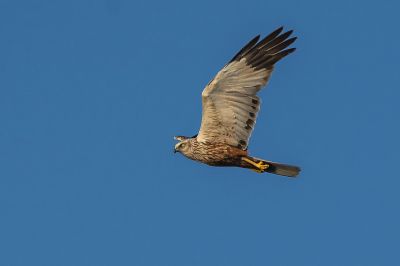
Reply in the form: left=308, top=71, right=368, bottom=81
left=197, top=59, right=271, bottom=149
left=196, top=27, right=296, bottom=150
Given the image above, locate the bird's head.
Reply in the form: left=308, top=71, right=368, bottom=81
left=174, top=136, right=192, bottom=155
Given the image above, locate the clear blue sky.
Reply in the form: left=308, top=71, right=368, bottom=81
left=1, top=0, right=399, bottom=265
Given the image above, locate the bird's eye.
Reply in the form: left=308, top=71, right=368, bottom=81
left=180, top=143, right=186, bottom=149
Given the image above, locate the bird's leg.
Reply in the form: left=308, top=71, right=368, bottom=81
left=242, top=157, right=269, bottom=172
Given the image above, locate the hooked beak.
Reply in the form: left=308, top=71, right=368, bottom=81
left=174, top=148, right=177, bottom=154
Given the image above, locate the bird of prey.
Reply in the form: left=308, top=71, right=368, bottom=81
left=174, top=27, right=300, bottom=177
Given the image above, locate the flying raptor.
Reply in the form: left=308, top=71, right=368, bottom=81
left=174, top=27, right=301, bottom=177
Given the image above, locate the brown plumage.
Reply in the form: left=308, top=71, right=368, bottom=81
left=174, top=27, right=301, bottom=177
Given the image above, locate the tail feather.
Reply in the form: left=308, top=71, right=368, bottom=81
left=246, top=156, right=301, bottom=177
left=262, top=160, right=301, bottom=177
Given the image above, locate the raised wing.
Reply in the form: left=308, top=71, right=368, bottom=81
left=197, top=27, right=297, bottom=150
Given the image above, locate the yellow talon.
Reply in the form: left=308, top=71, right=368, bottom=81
left=242, top=157, right=269, bottom=172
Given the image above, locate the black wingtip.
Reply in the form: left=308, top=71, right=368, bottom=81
left=287, top=47, right=296, bottom=53
left=229, top=26, right=297, bottom=69
left=229, top=34, right=260, bottom=63
left=274, top=26, right=284, bottom=34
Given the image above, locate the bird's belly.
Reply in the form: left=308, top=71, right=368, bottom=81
left=187, top=143, right=247, bottom=167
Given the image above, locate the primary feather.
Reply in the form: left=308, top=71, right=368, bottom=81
left=197, top=27, right=296, bottom=150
